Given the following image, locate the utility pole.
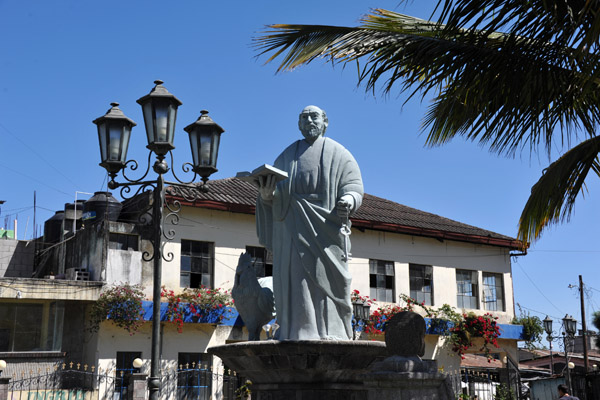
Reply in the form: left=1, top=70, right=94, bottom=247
left=580, top=275, right=589, bottom=373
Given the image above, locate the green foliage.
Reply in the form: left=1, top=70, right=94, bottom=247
left=236, top=380, right=252, bottom=399
left=494, top=384, right=515, bottom=400
left=512, top=305, right=544, bottom=350
left=89, top=283, right=145, bottom=335
left=366, top=293, right=500, bottom=361
left=592, top=311, right=600, bottom=348
left=254, top=2, right=600, bottom=246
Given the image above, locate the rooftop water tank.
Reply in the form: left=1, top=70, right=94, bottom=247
left=83, top=191, right=123, bottom=223
left=43, top=211, right=64, bottom=243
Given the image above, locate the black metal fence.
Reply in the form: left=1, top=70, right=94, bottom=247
left=7, top=365, right=121, bottom=400
left=160, top=366, right=242, bottom=400
left=4, top=363, right=243, bottom=400
left=446, top=367, right=523, bottom=400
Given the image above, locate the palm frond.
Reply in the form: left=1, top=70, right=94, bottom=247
left=432, top=0, right=600, bottom=56
left=255, top=9, right=600, bottom=156
left=518, top=136, right=600, bottom=244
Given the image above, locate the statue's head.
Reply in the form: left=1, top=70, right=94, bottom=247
left=298, top=105, right=328, bottom=143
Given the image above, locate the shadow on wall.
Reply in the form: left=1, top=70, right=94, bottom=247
left=1, top=240, right=35, bottom=278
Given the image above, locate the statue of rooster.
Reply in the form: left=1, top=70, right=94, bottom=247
left=231, top=252, right=275, bottom=340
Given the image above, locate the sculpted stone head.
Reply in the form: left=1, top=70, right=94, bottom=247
left=298, top=105, right=328, bottom=143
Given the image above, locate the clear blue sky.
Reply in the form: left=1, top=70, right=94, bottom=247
left=1, top=0, right=598, bottom=336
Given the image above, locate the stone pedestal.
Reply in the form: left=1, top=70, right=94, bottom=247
left=208, top=340, right=387, bottom=400
left=128, top=373, right=147, bottom=400
left=209, top=312, right=457, bottom=400
left=0, top=377, right=10, bottom=400
left=362, top=356, right=454, bottom=400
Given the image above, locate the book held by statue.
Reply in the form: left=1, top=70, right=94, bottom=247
left=236, top=164, right=288, bottom=184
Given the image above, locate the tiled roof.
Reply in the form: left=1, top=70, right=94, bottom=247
left=166, top=177, right=521, bottom=249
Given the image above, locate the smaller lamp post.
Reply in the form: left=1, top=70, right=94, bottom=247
left=562, top=314, right=577, bottom=396
left=351, top=299, right=371, bottom=340
left=543, top=315, right=554, bottom=374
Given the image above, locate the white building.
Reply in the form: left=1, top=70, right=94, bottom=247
left=0, top=178, right=524, bottom=398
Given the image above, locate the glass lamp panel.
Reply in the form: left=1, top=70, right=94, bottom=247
left=120, top=125, right=131, bottom=162
left=210, top=133, right=221, bottom=166
left=142, top=102, right=154, bottom=145
left=97, top=123, right=108, bottom=162
left=108, top=124, right=123, bottom=161
left=199, top=133, right=212, bottom=166
left=188, top=131, right=200, bottom=168
left=167, top=103, right=177, bottom=144
left=543, top=317, right=553, bottom=334
left=154, top=103, right=169, bottom=143
left=567, top=318, right=577, bottom=335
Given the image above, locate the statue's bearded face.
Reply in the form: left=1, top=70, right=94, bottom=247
left=299, top=106, right=327, bottom=141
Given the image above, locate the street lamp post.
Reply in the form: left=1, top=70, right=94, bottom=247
left=351, top=300, right=371, bottom=340
left=93, top=80, right=225, bottom=400
left=543, top=315, right=555, bottom=375
left=562, top=314, right=578, bottom=396
left=543, top=315, right=578, bottom=395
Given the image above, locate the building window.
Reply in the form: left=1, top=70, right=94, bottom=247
left=109, top=233, right=139, bottom=251
left=369, top=259, right=395, bottom=302
left=0, top=301, right=64, bottom=352
left=177, top=353, right=213, bottom=400
left=180, top=240, right=214, bottom=288
left=409, top=264, right=433, bottom=306
left=456, top=269, right=479, bottom=309
left=245, top=246, right=273, bottom=277
left=482, top=272, right=504, bottom=311
left=115, top=351, right=142, bottom=399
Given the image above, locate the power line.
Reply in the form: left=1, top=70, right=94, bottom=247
left=0, top=161, right=71, bottom=197
left=0, top=121, right=79, bottom=189
left=514, top=259, right=564, bottom=315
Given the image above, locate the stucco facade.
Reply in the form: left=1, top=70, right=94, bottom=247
left=0, top=179, right=523, bottom=388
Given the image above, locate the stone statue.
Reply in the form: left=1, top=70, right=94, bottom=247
left=255, top=105, right=363, bottom=340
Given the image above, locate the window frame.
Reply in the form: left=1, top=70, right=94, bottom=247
left=245, top=246, right=273, bottom=277
left=456, top=269, right=479, bottom=310
left=180, top=240, right=215, bottom=289
left=369, top=259, right=395, bottom=303
left=115, top=351, right=142, bottom=399
left=409, top=264, right=434, bottom=306
left=482, top=272, right=505, bottom=312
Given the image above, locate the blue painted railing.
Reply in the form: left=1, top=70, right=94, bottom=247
left=139, top=301, right=525, bottom=339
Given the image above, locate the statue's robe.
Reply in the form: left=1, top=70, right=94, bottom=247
left=256, top=136, right=363, bottom=340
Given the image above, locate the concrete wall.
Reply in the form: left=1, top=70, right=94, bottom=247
left=0, top=240, right=34, bottom=278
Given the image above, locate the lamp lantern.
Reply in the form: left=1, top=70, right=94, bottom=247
left=543, top=315, right=553, bottom=336
left=352, top=298, right=365, bottom=320
left=136, top=80, right=182, bottom=156
left=362, top=303, right=371, bottom=321
left=93, top=102, right=136, bottom=176
left=184, top=110, right=225, bottom=184
left=132, top=358, right=144, bottom=369
left=563, top=314, right=577, bottom=336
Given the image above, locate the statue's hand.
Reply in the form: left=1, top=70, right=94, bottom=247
left=336, top=195, right=355, bottom=218
left=258, top=174, right=276, bottom=202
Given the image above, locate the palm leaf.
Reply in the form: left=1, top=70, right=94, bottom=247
left=255, top=9, right=600, bottom=156
left=518, top=136, right=600, bottom=244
